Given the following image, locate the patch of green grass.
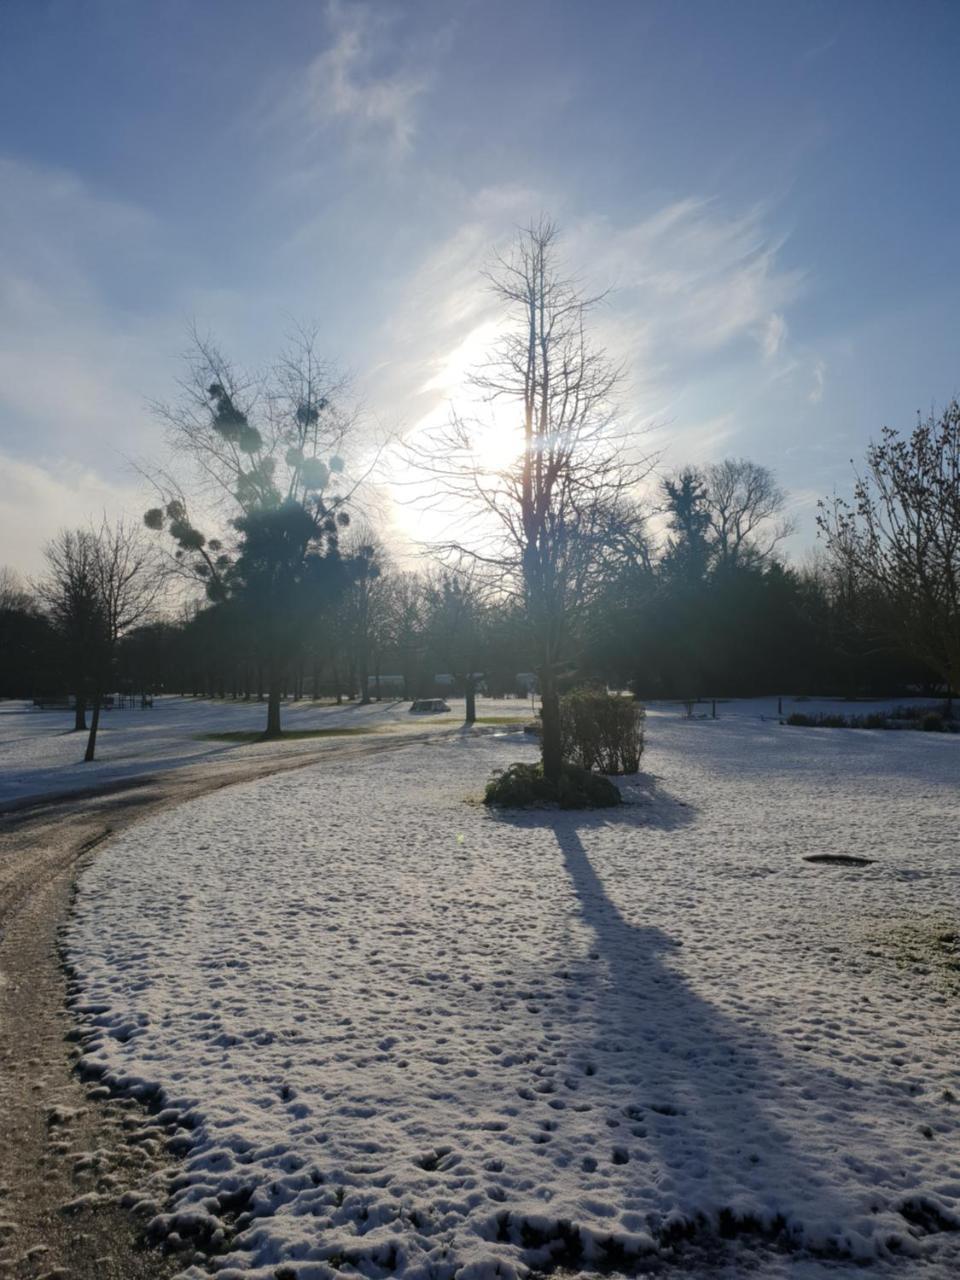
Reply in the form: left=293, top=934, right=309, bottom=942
left=869, top=916, right=960, bottom=995
left=473, top=715, right=527, bottom=724
left=197, top=727, right=378, bottom=743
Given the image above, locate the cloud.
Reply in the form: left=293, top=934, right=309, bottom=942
left=359, top=190, right=808, bottom=551
left=761, top=312, right=788, bottom=359
left=0, top=157, right=181, bottom=467
left=809, top=358, right=827, bottom=403
left=567, top=202, right=804, bottom=386
left=371, top=193, right=805, bottom=451
left=289, top=2, right=429, bottom=153
left=0, top=451, right=143, bottom=578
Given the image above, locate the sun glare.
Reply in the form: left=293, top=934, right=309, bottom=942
left=470, top=414, right=524, bottom=472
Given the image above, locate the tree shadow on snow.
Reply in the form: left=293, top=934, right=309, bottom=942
left=490, top=799, right=925, bottom=1265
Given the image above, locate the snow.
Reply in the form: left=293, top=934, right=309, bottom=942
left=0, top=695, right=533, bottom=808
left=64, top=705, right=960, bottom=1277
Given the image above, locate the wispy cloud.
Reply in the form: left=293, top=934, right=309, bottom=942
left=761, top=312, right=788, bottom=359
left=809, top=358, right=827, bottom=403
left=371, top=194, right=805, bottom=445
left=289, top=2, right=430, bottom=153
left=569, top=201, right=804, bottom=377
left=360, top=189, right=808, bottom=550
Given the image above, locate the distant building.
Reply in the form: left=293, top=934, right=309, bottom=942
left=366, top=674, right=405, bottom=692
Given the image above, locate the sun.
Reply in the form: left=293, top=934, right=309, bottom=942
left=470, top=414, right=525, bottom=473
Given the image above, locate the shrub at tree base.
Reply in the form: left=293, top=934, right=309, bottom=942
left=560, top=689, right=644, bottom=774
left=484, top=761, right=622, bottom=810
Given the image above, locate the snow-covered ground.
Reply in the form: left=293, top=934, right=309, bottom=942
left=0, top=695, right=534, bottom=808
left=66, top=706, right=960, bottom=1278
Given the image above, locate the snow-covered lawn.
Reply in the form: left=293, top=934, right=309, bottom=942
left=66, top=708, right=960, bottom=1278
left=0, top=695, right=532, bottom=808
left=0, top=693, right=944, bottom=809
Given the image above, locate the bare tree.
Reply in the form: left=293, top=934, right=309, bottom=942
left=383, top=572, right=428, bottom=699
left=0, top=566, right=33, bottom=613
left=818, top=402, right=960, bottom=705
left=423, top=567, right=490, bottom=723
left=36, top=520, right=162, bottom=758
left=702, top=458, right=791, bottom=568
left=341, top=528, right=387, bottom=705
left=35, top=530, right=101, bottom=730
left=408, top=218, right=649, bottom=782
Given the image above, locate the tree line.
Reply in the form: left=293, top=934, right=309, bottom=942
left=0, top=452, right=943, bottom=724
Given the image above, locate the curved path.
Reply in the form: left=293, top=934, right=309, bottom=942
left=0, top=730, right=472, bottom=1280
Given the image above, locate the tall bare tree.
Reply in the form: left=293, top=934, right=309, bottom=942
left=410, top=218, right=648, bottom=782
left=818, top=401, right=960, bottom=704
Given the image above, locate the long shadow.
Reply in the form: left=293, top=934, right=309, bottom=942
left=489, top=795, right=923, bottom=1267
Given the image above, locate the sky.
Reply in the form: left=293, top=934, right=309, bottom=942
left=1, top=0, right=959, bottom=575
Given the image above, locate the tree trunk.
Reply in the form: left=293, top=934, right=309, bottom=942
left=359, top=647, right=371, bottom=705
left=84, top=692, right=102, bottom=762
left=265, top=677, right=283, bottom=738
left=74, top=696, right=87, bottom=732
left=540, top=670, right=562, bottom=784
left=465, top=675, right=477, bottom=724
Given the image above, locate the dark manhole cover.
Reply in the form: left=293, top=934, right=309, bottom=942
left=804, top=853, right=875, bottom=867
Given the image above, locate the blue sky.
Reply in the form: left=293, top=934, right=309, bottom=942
left=1, top=0, right=958, bottom=571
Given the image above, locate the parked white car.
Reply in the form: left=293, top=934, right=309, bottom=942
left=409, top=698, right=451, bottom=714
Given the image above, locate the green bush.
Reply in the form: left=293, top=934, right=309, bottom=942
left=483, top=761, right=622, bottom=809
left=560, top=689, right=644, bottom=775
left=922, top=713, right=945, bottom=732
